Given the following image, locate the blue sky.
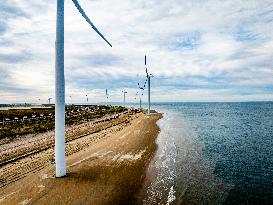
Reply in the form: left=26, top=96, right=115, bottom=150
left=0, top=0, right=273, bottom=103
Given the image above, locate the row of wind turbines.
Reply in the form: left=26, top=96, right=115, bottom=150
left=53, top=0, right=154, bottom=177
left=47, top=84, right=145, bottom=105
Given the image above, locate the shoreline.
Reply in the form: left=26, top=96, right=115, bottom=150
left=0, top=112, right=162, bottom=204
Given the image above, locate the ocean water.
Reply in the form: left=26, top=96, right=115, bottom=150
left=141, top=102, right=273, bottom=205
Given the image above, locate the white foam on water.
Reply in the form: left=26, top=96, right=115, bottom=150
left=143, top=106, right=231, bottom=205
left=166, top=186, right=176, bottom=205
left=143, top=111, right=177, bottom=204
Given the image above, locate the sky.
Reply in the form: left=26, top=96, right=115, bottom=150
left=0, top=0, right=273, bottom=104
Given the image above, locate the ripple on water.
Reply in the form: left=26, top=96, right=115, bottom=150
left=143, top=109, right=231, bottom=205
left=143, top=102, right=273, bottom=205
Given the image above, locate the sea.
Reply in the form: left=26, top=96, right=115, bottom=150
left=136, top=102, right=273, bottom=205
left=2, top=102, right=273, bottom=204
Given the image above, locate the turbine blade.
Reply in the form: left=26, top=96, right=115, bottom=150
left=71, top=0, right=112, bottom=47
left=145, top=55, right=146, bottom=66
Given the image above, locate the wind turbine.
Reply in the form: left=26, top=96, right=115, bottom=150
left=105, top=89, right=109, bottom=105
left=85, top=93, right=89, bottom=103
left=136, top=82, right=144, bottom=109
left=135, top=92, right=143, bottom=109
left=145, top=55, right=153, bottom=115
left=54, top=0, right=112, bottom=177
left=122, top=90, right=127, bottom=107
left=48, top=97, right=52, bottom=105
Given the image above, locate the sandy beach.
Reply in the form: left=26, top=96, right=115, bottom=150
left=0, top=111, right=161, bottom=205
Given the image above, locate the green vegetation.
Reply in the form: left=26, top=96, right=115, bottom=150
left=0, top=105, right=127, bottom=141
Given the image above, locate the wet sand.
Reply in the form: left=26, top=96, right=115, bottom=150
left=0, top=112, right=161, bottom=205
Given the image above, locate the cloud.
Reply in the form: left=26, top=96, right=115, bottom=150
left=0, top=22, right=8, bottom=36
left=0, top=1, right=28, bottom=19
left=73, top=54, right=121, bottom=67
left=0, top=51, right=31, bottom=63
left=0, top=0, right=273, bottom=103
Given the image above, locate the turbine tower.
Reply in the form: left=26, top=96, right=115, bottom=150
left=86, top=94, right=89, bottom=103
left=106, top=89, right=109, bottom=105
left=135, top=92, right=143, bottom=109
left=136, top=82, right=144, bottom=109
left=145, top=55, right=153, bottom=115
left=122, top=90, right=127, bottom=107
left=55, top=0, right=112, bottom=177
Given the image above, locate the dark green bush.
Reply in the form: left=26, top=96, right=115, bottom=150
left=0, top=105, right=127, bottom=140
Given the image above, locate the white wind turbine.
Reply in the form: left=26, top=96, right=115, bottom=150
left=145, top=55, right=154, bottom=115
left=105, top=89, right=109, bottom=105
left=55, top=0, right=112, bottom=177
left=122, top=90, right=127, bottom=107
left=85, top=93, right=89, bottom=103
left=136, top=82, right=144, bottom=109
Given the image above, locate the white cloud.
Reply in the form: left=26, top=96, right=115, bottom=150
left=0, top=0, right=273, bottom=103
